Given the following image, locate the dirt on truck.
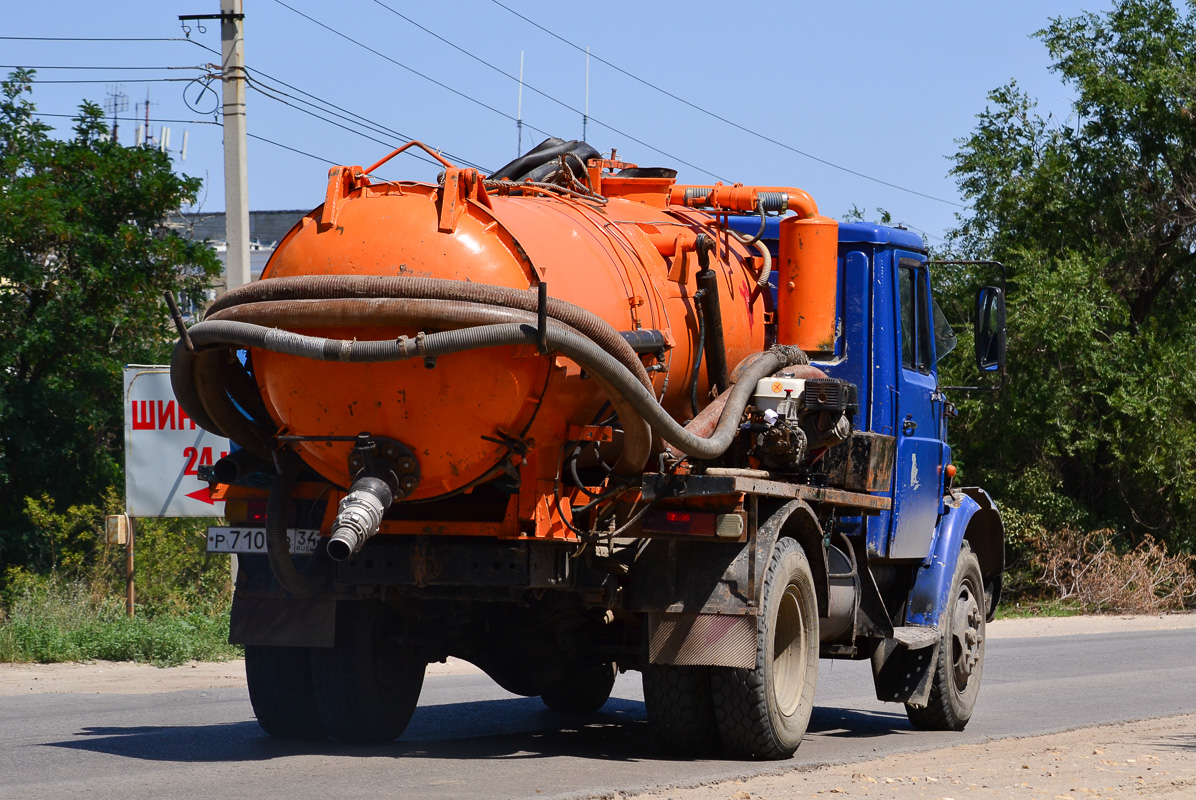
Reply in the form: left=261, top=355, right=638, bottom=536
left=176, top=137, right=1008, bottom=757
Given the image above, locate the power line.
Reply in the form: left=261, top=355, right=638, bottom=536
left=0, top=35, right=221, bottom=57
left=269, top=0, right=555, bottom=143
left=38, top=112, right=219, bottom=125
left=40, top=110, right=333, bottom=173
left=28, top=78, right=198, bottom=85
left=247, top=132, right=336, bottom=165
left=244, top=70, right=487, bottom=171
left=488, top=0, right=963, bottom=207
left=0, top=65, right=206, bottom=71
left=246, top=79, right=447, bottom=169
left=365, top=0, right=728, bottom=181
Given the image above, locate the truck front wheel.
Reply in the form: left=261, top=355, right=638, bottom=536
left=311, top=601, right=426, bottom=743
left=710, top=536, right=819, bottom=759
left=906, top=544, right=985, bottom=731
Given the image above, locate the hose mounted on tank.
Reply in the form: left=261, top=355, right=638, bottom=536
left=326, top=434, right=420, bottom=562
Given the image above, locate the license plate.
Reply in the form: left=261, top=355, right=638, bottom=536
left=206, top=527, right=321, bottom=554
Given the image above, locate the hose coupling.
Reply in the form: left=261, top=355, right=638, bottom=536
left=327, top=476, right=393, bottom=561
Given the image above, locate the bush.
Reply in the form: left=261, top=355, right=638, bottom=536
left=1023, top=528, right=1196, bottom=614
left=0, top=570, right=239, bottom=666
left=0, top=490, right=236, bottom=665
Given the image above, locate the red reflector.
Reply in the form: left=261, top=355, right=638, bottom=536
left=665, top=511, right=691, bottom=524
left=247, top=501, right=267, bottom=523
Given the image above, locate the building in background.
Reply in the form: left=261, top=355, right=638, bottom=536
left=166, top=209, right=307, bottom=294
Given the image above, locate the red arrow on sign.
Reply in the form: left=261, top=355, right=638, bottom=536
left=186, top=486, right=221, bottom=506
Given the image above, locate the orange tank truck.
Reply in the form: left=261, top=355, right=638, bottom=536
left=177, top=137, right=1006, bottom=758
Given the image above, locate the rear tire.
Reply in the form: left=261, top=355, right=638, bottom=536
left=245, top=644, right=327, bottom=740
left=540, top=662, right=617, bottom=713
left=711, top=536, right=819, bottom=759
left=311, top=601, right=426, bottom=743
left=906, top=544, right=985, bottom=731
left=642, top=663, right=721, bottom=756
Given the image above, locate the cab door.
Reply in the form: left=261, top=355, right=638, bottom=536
left=887, top=256, right=945, bottom=558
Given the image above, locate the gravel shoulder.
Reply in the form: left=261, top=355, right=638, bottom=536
left=625, top=714, right=1196, bottom=800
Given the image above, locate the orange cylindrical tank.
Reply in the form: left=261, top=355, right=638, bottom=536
left=776, top=214, right=840, bottom=353
left=253, top=174, right=767, bottom=500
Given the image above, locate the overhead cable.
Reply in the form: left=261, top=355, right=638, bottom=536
left=269, top=0, right=555, bottom=143
left=366, top=0, right=728, bottom=182
left=488, top=0, right=963, bottom=207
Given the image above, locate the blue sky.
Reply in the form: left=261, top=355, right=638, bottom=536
left=4, top=1, right=1102, bottom=244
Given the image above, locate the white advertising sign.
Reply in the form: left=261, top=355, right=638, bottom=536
left=124, top=366, right=230, bottom=517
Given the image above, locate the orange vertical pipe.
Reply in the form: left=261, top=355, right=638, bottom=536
left=776, top=214, right=840, bottom=353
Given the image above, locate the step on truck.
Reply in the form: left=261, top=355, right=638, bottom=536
left=178, top=138, right=1006, bottom=758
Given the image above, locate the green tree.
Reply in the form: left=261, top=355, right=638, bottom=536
left=0, top=70, right=221, bottom=570
left=944, top=0, right=1196, bottom=551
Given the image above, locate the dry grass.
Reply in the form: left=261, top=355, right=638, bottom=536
left=1030, top=529, right=1196, bottom=614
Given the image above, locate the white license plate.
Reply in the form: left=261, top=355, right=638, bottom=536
left=206, top=527, right=321, bottom=554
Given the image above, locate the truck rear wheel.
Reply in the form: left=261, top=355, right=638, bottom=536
left=540, top=661, right=617, bottom=713
left=906, top=544, right=985, bottom=731
left=245, top=645, right=327, bottom=740
left=642, top=663, right=721, bottom=756
left=311, top=601, right=426, bottom=743
left=711, top=536, right=819, bottom=759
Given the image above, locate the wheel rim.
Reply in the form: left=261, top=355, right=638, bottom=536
left=772, top=582, right=807, bottom=717
left=950, top=577, right=984, bottom=692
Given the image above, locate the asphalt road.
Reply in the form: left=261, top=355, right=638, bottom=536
left=2, top=628, right=1194, bottom=800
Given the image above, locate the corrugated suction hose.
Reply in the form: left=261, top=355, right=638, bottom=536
left=183, top=317, right=807, bottom=462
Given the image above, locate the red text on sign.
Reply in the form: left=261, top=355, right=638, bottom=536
left=131, top=400, right=196, bottom=431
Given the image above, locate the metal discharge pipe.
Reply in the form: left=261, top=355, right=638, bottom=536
left=327, top=475, right=394, bottom=561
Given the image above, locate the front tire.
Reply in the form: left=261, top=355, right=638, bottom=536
left=711, top=536, right=819, bottom=759
left=311, top=600, right=426, bottom=743
left=906, top=544, right=986, bottom=731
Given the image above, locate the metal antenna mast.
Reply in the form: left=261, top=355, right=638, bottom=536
left=103, top=86, right=128, bottom=142
left=583, top=47, right=589, bottom=142
left=516, top=51, right=524, bottom=156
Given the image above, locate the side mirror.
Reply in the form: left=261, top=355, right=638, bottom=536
left=974, top=286, right=1006, bottom=372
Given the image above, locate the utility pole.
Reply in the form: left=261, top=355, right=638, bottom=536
left=220, top=0, right=250, bottom=289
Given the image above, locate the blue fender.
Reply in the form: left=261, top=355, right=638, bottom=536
left=904, top=488, right=1004, bottom=628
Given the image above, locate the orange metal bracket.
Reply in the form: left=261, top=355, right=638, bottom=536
left=439, top=167, right=493, bottom=233
left=321, top=165, right=367, bottom=229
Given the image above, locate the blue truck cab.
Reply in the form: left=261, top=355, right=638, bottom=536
left=724, top=214, right=1007, bottom=727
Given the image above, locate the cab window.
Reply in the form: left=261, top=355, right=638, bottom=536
left=898, top=258, right=934, bottom=373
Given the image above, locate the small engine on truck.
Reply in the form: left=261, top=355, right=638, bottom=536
left=177, top=137, right=1007, bottom=758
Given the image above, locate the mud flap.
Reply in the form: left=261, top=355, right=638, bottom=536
left=230, top=594, right=337, bottom=648
left=870, top=626, right=940, bottom=707
left=648, top=611, right=758, bottom=669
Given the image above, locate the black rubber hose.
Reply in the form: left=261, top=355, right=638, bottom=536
left=170, top=339, right=220, bottom=434
left=690, top=289, right=706, bottom=418
left=694, top=235, right=730, bottom=397
left=266, top=452, right=329, bottom=595
left=185, top=317, right=807, bottom=461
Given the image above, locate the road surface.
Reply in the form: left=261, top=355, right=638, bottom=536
left=1, top=617, right=1194, bottom=799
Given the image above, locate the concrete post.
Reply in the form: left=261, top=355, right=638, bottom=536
left=221, top=0, right=251, bottom=289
